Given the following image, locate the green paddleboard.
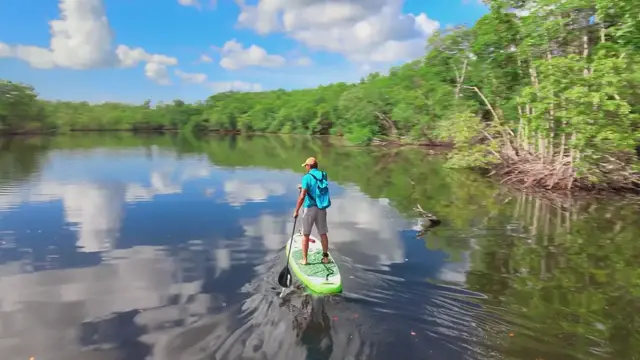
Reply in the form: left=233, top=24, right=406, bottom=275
left=285, top=232, right=342, bottom=294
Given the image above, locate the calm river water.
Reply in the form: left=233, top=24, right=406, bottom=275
left=0, top=133, right=638, bottom=360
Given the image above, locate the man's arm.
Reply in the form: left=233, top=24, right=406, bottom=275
left=294, top=176, right=308, bottom=216
left=294, top=188, right=306, bottom=215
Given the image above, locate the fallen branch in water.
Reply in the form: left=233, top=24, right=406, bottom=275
left=371, top=136, right=453, bottom=149
left=414, top=204, right=442, bottom=238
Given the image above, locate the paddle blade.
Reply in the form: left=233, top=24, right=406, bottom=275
left=278, top=267, right=292, bottom=287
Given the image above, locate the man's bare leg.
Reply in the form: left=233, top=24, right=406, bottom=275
left=300, top=234, right=310, bottom=265
left=320, top=233, right=329, bottom=264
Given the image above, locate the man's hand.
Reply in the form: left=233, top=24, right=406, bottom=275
left=293, top=209, right=299, bottom=218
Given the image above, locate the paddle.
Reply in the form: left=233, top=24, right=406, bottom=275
left=278, top=215, right=298, bottom=288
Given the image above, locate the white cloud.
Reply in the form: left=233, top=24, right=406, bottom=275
left=178, top=0, right=219, bottom=10
left=199, top=54, right=213, bottom=63
left=208, top=81, right=263, bottom=92
left=178, top=0, right=200, bottom=8
left=47, top=0, right=116, bottom=68
left=219, top=39, right=286, bottom=70
left=115, top=45, right=178, bottom=68
left=0, top=0, right=178, bottom=84
left=0, top=45, right=57, bottom=68
left=359, top=63, right=372, bottom=73
left=0, top=42, right=12, bottom=57
left=235, top=0, right=440, bottom=63
left=215, top=39, right=313, bottom=70
left=293, top=56, right=312, bottom=66
left=175, top=69, right=208, bottom=84
left=174, top=69, right=263, bottom=93
left=144, top=62, right=172, bottom=85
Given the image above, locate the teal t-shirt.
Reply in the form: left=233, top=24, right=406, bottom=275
left=302, top=168, right=323, bottom=208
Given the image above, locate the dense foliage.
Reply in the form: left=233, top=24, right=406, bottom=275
left=1, top=0, right=639, bottom=191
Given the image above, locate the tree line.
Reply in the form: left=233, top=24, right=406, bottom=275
left=1, top=0, right=638, bottom=192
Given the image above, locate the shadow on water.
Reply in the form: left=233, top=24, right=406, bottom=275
left=0, top=132, right=639, bottom=360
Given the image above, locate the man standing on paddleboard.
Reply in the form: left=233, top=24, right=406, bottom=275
left=293, top=157, right=332, bottom=265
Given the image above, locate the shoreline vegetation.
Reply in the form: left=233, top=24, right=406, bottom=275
left=1, top=0, right=639, bottom=194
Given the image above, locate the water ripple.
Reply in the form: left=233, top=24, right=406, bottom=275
left=2, top=136, right=639, bottom=360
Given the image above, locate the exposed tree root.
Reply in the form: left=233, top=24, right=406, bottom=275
left=496, top=150, right=640, bottom=194
left=498, top=153, right=575, bottom=190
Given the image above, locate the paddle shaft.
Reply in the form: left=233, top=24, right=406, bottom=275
left=286, top=188, right=303, bottom=266
left=284, top=216, right=298, bottom=270
left=281, top=188, right=302, bottom=287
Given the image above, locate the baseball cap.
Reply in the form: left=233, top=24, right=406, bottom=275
left=301, top=157, right=317, bottom=167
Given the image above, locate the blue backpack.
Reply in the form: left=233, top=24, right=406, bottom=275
left=306, top=171, right=332, bottom=210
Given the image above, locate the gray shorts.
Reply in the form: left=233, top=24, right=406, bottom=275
left=301, top=206, right=328, bottom=235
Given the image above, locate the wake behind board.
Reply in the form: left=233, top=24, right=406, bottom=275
left=285, top=232, right=342, bottom=294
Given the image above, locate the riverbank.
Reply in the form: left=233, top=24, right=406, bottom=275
left=2, top=129, right=637, bottom=196
left=371, top=135, right=639, bottom=196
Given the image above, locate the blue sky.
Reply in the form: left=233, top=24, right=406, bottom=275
left=0, top=0, right=487, bottom=104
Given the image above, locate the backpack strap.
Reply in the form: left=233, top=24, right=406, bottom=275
left=304, top=171, right=326, bottom=204
left=304, top=173, right=316, bottom=203
left=307, top=171, right=326, bottom=181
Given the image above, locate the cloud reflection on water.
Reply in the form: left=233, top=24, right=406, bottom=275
left=223, top=179, right=287, bottom=207
left=0, top=150, right=213, bottom=253
left=0, top=147, right=480, bottom=360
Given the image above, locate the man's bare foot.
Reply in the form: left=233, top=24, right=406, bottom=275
left=321, top=256, right=329, bottom=264
left=299, top=259, right=308, bottom=265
